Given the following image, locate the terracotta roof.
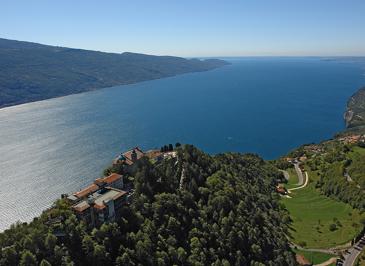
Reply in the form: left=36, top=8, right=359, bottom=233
left=95, top=173, right=122, bottom=185
left=74, top=184, right=99, bottom=198
left=94, top=178, right=104, bottom=185
left=72, top=188, right=127, bottom=213
left=276, top=187, right=287, bottom=194
left=93, top=204, right=106, bottom=210
left=122, top=147, right=144, bottom=165
left=103, top=173, right=122, bottom=184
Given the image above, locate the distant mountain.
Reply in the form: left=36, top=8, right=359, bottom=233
left=0, top=38, right=228, bottom=108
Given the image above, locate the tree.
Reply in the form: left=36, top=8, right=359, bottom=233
left=1, top=246, right=18, bottom=266
left=45, top=233, right=57, bottom=252
left=329, top=224, right=337, bottom=231
left=39, top=259, right=52, bottom=266
left=82, top=235, right=94, bottom=255
left=116, top=252, right=135, bottom=266
left=0, top=145, right=297, bottom=266
left=177, top=247, right=187, bottom=264
left=93, top=244, right=111, bottom=265
left=22, top=237, right=33, bottom=252
left=19, top=250, right=37, bottom=266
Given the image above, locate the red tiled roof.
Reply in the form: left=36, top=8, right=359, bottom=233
left=276, top=187, right=287, bottom=194
left=72, top=188, right=127, bottom=213
left=93, top=204, right=106, bottom=210
left=74, top=184, right=99, bottom=198
left=95, top=173, right=122, bottom=185
left=103, top=173, right=122, bottom=184
left=122, top=147, right=144, bottom=164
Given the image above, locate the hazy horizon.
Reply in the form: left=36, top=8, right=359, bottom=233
left=2, top=0, right=365, bottom=57
left=2, top=37, right=365, bottom=59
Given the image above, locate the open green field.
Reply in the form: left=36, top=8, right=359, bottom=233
left=284, top=168, right=299, bottom=189
left=282, top=170, right=364, bottom=248
left=292, top=248, right=336, bottom=265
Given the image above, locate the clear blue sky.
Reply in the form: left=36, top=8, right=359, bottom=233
left=1, top=0, right=365, bottom=56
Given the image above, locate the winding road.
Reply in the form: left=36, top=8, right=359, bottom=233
left=287, top=162, right=308, bottom=193
left=284, top=161, right=365, bottom=266
left=339, top=234, right=365, bottom=266
left=294, top=162, right=304, bottom=186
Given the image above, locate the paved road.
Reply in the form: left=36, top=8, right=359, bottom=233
left=291, top=243, right=337, bottom=255
left=288, top=172, right=308, bottom=192
left=294, top=162, right=304, bottom=186
left=315, top=257, right=338, bottom=266
left=339, top=235, right=365, bottom=266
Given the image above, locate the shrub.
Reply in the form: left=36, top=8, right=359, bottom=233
left=329, top=224, right=337, bottom=231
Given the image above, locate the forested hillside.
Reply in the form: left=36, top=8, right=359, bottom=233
left=343, top=86, right=365, bottom=133
left=288, top=140, right=365, bottom=210
left=0, top=38, right=228, bottom=108
left=0, top=145, right=295, bottom=265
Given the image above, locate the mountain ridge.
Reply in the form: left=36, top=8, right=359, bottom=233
left=0, top=38, right=228, bottom=108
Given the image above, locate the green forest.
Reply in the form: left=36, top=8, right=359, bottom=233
left=303, top=141, right=365, bottom=210
left=0, top=145, right=296, bottom=265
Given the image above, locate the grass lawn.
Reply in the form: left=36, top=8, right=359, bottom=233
left=282, top=170, right=364, bottom=248
left=285, top=168, right=299, bottom=189
left=292, top=248, right=336, bottom=265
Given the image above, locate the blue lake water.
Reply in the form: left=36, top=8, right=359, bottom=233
left=0, top=57, right=364, bottom=231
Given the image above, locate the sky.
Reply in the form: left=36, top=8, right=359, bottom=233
left=1, top=0, right=365, bottom=57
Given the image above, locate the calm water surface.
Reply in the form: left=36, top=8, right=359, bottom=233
left=0, top=58, right=364, bottom=231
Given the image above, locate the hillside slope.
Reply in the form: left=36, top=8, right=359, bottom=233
left=0, top=38, right=228, bottom=108
left=0, top=145, right=295, bottom=265
left=344, top=87, right=365, bottom=132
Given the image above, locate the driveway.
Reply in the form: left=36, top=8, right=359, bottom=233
left=294, top=162, right=304, bottom=186
left=338, top=234, right=365, bottom=266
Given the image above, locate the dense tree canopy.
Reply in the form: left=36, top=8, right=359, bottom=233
left=0, top=145, right=295, bottom=265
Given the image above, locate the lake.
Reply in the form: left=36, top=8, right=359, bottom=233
left=0, top=57, right=364, bottom=231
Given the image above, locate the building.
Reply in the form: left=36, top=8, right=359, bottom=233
left=113, top=147, right=145, bottom=165
left=145, top=149, right=163, bottom=162
left=72, top=187, right=127, bottom=227
left=94, top=173, right=123, bottom=190
left=68, top=173, right=124, bottom=203
left=338, top=134, right=361, bottom=144
left=276, top=185, right=287, bottom=195
left=303, top=144, right=323, bottom=154
left=73, top=183, right=99, bottom=199
left=113, top=147, right=145, bottom=174
left=68, top=172, right=127, bottom=226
